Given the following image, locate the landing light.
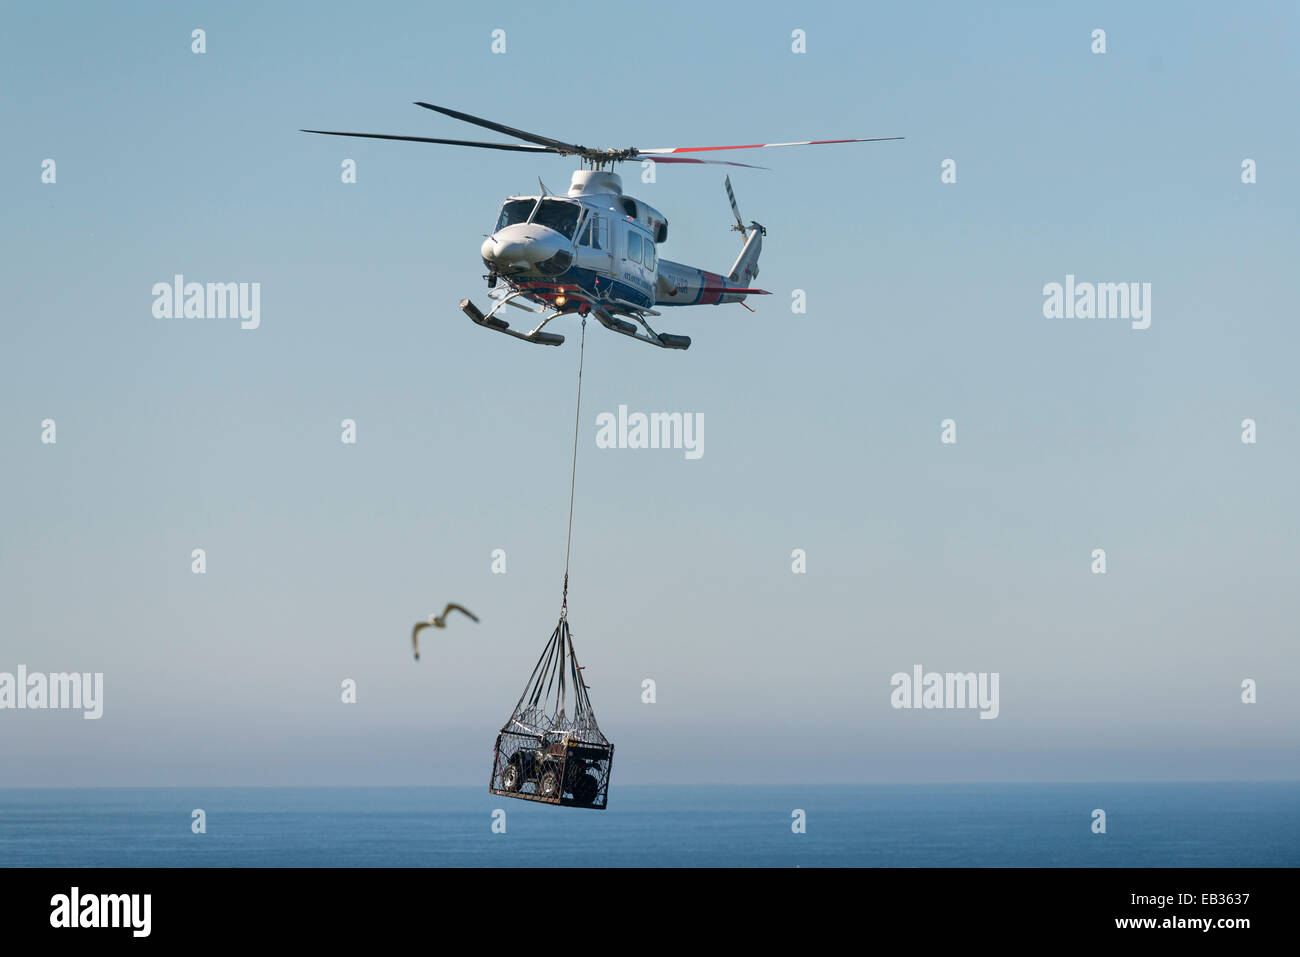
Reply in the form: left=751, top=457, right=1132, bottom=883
left=555, top=296, right=567, bottom=306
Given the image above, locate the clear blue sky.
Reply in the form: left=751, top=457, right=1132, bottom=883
left=1, top=0, right=1296, bottom=785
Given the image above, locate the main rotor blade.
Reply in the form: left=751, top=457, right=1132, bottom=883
left=637, top=136, right=904, bottom=155
left=300, top=130, right=556, bottom=153
left=412, top=102, right=588, bottom=154
left=637, top=155, right=768, bottom=170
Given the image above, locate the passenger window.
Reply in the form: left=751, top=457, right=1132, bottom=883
left=627, top=231, right=642, bottom=263
left=590, top=216, right=603, bottom=250
left=643, top=239, right=655, bottom=270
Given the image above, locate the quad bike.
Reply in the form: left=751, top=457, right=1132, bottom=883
left=500, top=736, right=604, bottom=806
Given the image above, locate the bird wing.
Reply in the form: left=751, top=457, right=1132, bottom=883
left=442, top=603, right=479, bottom=623
left=412, top=620, right=431, bottom=659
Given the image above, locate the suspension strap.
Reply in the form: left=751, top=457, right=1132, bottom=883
left=561, top=317, right=587, bottom=619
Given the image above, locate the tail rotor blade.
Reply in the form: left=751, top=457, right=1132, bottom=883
left=724, top=175, right=746, bottom=234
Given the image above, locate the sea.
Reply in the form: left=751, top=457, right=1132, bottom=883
left=1, top=783, right=1296, bottom=867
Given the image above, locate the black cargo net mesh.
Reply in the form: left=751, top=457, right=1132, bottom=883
left=489, top=618, right=613, bottom=809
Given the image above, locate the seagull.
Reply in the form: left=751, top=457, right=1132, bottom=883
left=411, top=603, right=479, bottom=660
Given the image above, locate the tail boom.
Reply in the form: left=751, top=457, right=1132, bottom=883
left=655, top=257, right=769, bottom=306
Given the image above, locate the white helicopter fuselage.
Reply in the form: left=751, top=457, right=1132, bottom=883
left=480, top=169, right=761, bottom=314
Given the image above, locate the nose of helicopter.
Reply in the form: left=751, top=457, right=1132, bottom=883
left=481, top=224, right=574, bottom=276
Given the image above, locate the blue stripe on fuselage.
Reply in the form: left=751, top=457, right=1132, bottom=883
left=550, top=264, right=654, bottom=309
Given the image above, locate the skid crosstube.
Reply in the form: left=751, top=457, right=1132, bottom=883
left=592, top=307, right=690, bottom=350
left=461, top=298, right=564, bottom=346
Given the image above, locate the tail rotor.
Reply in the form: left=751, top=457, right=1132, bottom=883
left=724, top=176, right=749, bottom=239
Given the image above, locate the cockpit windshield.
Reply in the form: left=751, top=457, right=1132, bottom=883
left=531, top=199, right=582, bottom=240
left=495, top=199, right=535, bottom=233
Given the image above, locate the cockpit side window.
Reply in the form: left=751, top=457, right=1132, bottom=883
left=579, top=214, right=605, bottom=250
left=532, top=199, right=581, bottom=240
left=495, top=199, right=535, bottom=233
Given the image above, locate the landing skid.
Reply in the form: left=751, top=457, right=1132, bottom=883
left=460, top=297, right=564, bottom=346
left=460, top=292, right=690, bottom=351
left=593, top=306, right=690, bottom=350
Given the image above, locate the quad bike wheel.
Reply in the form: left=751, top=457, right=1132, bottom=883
left=570, top=771, right=599, bottom=806
left=501, top=760, right=522, bottom=792
left=538, top=769, right=559, bottom=799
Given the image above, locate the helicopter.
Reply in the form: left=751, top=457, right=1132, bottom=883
left=302, top=103, right=902, bottom=350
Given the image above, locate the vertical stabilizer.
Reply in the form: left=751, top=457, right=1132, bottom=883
left=723, top=176, right=763, bottom=283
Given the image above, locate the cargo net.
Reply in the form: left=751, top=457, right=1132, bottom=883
left=489, top=618, right=613, bottom=809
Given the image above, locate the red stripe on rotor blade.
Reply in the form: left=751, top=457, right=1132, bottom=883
left=644, top=156, right=766, bottom=169
left=664, top=139, right=866, bottom=153
left=666, top=144, right=766, bottom=153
